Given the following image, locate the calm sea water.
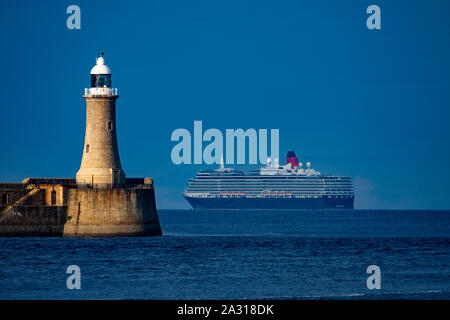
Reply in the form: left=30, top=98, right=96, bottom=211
left=0, top=209, right=449, bottom=300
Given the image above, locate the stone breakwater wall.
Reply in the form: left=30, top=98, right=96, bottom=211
left=0, top=205, right=68, bottom=236
left=64, top=187, right=161, bottom=237
left=0, top=179, right=162, bottom=237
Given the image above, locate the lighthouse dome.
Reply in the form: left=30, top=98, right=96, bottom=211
left=90, top=55, right=111, bottom=75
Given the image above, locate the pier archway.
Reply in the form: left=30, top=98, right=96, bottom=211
left=51, top=190, right=57, bottom=205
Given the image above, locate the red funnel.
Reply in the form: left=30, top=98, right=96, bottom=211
left=286, top=150, right=298, bottom=169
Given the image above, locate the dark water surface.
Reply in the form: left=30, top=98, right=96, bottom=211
left=0, top=210, right=449, bottom=299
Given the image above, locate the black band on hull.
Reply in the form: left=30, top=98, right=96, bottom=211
left=184, top=196, right=354, bottom=209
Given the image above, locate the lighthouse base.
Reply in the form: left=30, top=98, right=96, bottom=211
left=76, top=167, right=126, bottom=187
left=64, top=187, right=161, bottom=237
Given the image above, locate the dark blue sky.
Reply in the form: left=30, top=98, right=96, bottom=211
left=1, top=0, right=449, bottom=209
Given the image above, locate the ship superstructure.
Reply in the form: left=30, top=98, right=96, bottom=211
left=183, top=151, right=354, bottom=209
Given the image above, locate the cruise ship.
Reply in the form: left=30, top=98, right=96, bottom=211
left=183, top=151, right=354, bottom=209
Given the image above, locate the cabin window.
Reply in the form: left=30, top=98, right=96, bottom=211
left=108, top=121, right=112, bottom=130
left=86, top=144, right=90, bottom=153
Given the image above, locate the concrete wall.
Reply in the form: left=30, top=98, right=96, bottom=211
left=64, top=187, right=161, bottom=237
left=0, top=205, right=67, bottom=236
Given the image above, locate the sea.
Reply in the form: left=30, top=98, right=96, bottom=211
left=0, top=209, right=449, bottom=300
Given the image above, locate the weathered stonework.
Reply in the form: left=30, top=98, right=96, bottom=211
left=0, top=178, right=162, bottom=237
left=76, top=95, right=126, bottom=186
left=64, top=187, right=161, bottom=237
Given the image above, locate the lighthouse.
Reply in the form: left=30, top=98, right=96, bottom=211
left=76, top=53, right=126, bottom=187
left=0, top=53, right=161, bottom=237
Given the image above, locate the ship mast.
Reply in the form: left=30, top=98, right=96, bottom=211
left=219, top=155, right=225, bottom=170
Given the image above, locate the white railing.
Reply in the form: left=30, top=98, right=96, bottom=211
left=84, top=87, right=117, bottom=95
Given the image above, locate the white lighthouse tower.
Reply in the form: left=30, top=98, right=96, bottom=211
left=76, top=53, right=126, bottom=187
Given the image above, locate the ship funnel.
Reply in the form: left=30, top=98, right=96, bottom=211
left=286, top=150, right=299, bottom=169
